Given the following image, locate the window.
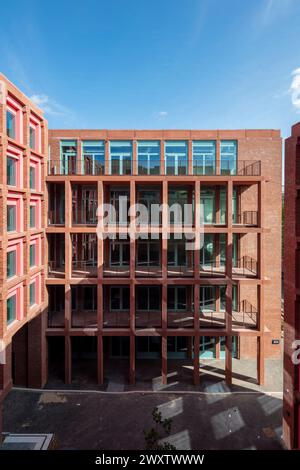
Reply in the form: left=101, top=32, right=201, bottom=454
left=137, top=141, right=160, bottom=175
left=220, top=189, right=237, bottom=224
left=200, top=189, right=215, bottom=224
left=193, top=141, right=216, bottom=175
left=29, top=126, right=36, bottom=150
left=30, top=206, right=35, bottom=228
left=220, top=285, right=238, bottom=311
left=167, top=286, right=187, bottom=311
left=82, top=141, right=105, bottom=175
left=7, top=294, right=16, bottom=325
left=30, top=167, right=36, bottom=190
left=220, top=234, right=238, bottom=267
left=109, top=141, right=132, bottom=175
left=137, top=240, right=160, bottom=266
left=7, top=205, right=16, bottom=231
left=83, top=286, right=97, bottom=310
left=61, top=141, right=77, bottom=175
left=200, top=234, right=214, bottom=266
left=168, top=189, right=193, bottom=225
left=165, top=141, right=188, bottom=175
left=220, top=141, right=237, bottom=175
left=6, top=111, right=16, bottom=139
left=30, top=244, right=36, bottom=267
left=110, top=287, right=130, bottom=310
left=110, top=241, right=130, bottom=266
left=7, top=157, right=16, bottom=186
left=7, top=251, right=16, bottom=278
left=136, top=189, right=161, bottom=225
left=29, top=282, right=36, bottom=306
left=72, top=185, right=97, bottom=225
left=137, top=286, right=161, bottom=311
left=168, top=236, right=187, bottom=266
left=109, top=190, right=130, bottom=225
left=200, top=286, right=216, bottom=311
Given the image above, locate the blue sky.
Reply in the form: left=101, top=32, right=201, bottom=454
left=0, top=0, right=300, bottom=138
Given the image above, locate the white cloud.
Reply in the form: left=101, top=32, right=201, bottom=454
left=290, top=68, right=300, bottom=112
left=259, top=0, right=294, bottom=25
left=153, top=111, right=168, bottom=120
left=30, top=93, right=70, bottom=117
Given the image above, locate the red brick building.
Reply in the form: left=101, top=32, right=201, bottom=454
left=0, top=75, right=48, bottom=431
left=46, top=128, right=282, bottom=386
left=0, top=75, right=283, bottom=432
left=283, top=122, right=300, bottom=449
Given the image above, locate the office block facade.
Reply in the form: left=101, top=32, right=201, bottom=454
left=46, top=129, right=282, bottom=386
left=283, top=122, right=300, bottom=449
left=0, top=74, right=48, bottom=411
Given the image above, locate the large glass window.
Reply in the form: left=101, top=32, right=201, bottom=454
left=29, top=282, right=36, bottom=306
left=82, top=141, right=105, bottom=175
left=109, top=141, right=132, bottom=175
left=30, top=167, right=36, bottom=190
left=220, top=285, right=238, bottom=311
left=167, top=286, right=187, bottom=311
left=137, top=240, right=160, bottom=266
left=200, top=189, right=215, bottom=224
left=30, top=126, right=36, bottom=150
left=7, top=294, right=16, bottom=325
left=83, top=286, right=97, bottom=310
left=109, top=190, right=130, bottom=225
left=136, top=189, right=161, bottom=225
left=165, top=141, right=188, bottom=175
left=7, top=251, right=16, bottom=278
left=6, top=111, right=16, bottom=139
left=110, top=241, right=130, bottom=266
left=168, top=188, right=193, bottom=225
left=137, top=141, right=160, bottom=175
left=7, top=157, right=16, bottom=186
left=193, top=141, right=216, bottom=175
left=168, top=236, right=187, bottom=266
left=220, top=234, right=238, bottom=267
left=137, top=286, right=161, bottom=311
left=7, top=205, right=16, bottom=231
left=200, top=234, right=214, bottom=266
left=220, top=141, right=237, bottom=175
left=60, top=141, right=77, bottom=175
left=30, top=206, right=36, bottom=228
left=220, top=188, right=237, bottom=224
left=200, top=286, right=216, bottom=311
left=30, top=244, right=36, bottom=267
left=110, top=286, right=130, bottom=310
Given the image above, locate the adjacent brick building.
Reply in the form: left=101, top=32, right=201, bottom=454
left=46, top=128, right=282, bottom=386
left=283, top=122, right=300, bottom=449
left=0, top=75, right=48, bottom=428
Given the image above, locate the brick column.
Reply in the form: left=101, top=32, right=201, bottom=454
left=27, top=312, right=47, bottom=388
left=194, top=284, right=200, bottom=385
left=225, top=180, right=233, bottom=385
left=257, top=180, right=265, bottom=385
left=194, top=180, right=200, bottom=280
left=130, top=180, right=136, bottom=385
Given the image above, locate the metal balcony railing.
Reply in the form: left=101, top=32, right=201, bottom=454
left=233, top=256, right=257, bottom=277
left=72, top=261, right=98, bottom=278
left=48, top=210, right=65, bottom=225
left=103, top=265, right=130, bottom=277
left=48, top=310, right=64, bottom=328
left=167, top=311, right=194, bottom=328
left=48, top=158, right=261, bottom=177
left=135, top=264, right=162, bottom=277
left=199, top=300, right=258, bottom=330
left=103, top=311, right=130, bottom=328
left=236, top=211, right=258, bottom=226
left=135, top=311, right=162, bottom=328
left=71, top=310, right=97, bottom=328
left=48, top=261, right=65, bottom=278
left=167, top=265, right=194, bottom=277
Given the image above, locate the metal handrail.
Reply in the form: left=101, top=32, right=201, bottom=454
left=48, top=158, right=261, bottom=176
